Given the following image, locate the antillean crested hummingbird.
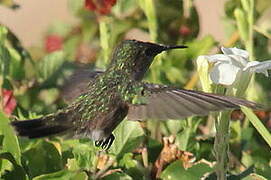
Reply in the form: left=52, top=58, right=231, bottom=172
left=11, top=40, right=259, bottom=149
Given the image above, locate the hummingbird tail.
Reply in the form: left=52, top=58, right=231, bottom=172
left=11, top=114, right=71, bottom=139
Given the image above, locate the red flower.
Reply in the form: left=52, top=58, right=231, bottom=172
left=45, top=35, right=63, bottom=53
left=85, top=0, right=96, bottom=11
left=85, top=0, right=117, bottom=15
left=179, top=25, right=191, bottom=37
left=2, top=89, right=17, bottom=115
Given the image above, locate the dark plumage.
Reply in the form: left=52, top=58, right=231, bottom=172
left=11, top=40, right=260, bottom=149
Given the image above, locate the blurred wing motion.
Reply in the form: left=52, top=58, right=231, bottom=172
left=127, top=83, right=260, bottom=121
left=61, top=69, right=103, bottom=102
left=61, top=70, right=260, bottom=121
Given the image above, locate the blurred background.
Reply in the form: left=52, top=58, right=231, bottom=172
left=0, top=0, right=226, bottom=47
left=0, top=0, right=271, bottom=179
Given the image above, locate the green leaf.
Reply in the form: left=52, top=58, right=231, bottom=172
left=0, top=26, right=8, bottom=43
left=0, top=26, right=10, bottom=82
left=66, top=158, right=80, bottom=171
left=0, top=45, right=11, bottom=81
left=72, top=143, right=96, bottom=171
left=8, top=46, right=25, bottom=80
left=161, top=120, right=183, bottom=135
left=0, top=152, right=28, bottom=180
left=176, top=128, right=190, bottom=151
left=0, top=26, right=27, bottom=81
left=243, top=173, right=269, bottom=180
left=0, top=112, right=21, bottom=165
left=22, top=141, right=62, bottom=178
left=161, top=160, right=212, bottom=180
left=101, top=172, right=133, bottom=180
left=119, top=153, right=137, bottom=169
left=38, top=51, right=65, bottom=82
left=110, top=121, right=144, bottom=158
left=241, top=106, right=271, bottom=148
left=33, top=169, right=88, bottom=180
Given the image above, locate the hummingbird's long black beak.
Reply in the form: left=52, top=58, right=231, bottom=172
left=162, top=45, right=188, bottom=51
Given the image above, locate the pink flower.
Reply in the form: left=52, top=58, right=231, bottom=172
left=2, top=89, right=17, bottom=115
left=45, top=35, right=63, bottom=53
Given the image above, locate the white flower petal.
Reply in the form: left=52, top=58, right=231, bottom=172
left=244, top=60, right=271, bottom=76
left=210, top=63, right=240, bottom=85
left=221, top=47, right=249, bottom=59
left=204, top=54, right=232, bottom=63
left=228, top=55, right=248, bottom=67
left=243, top=61, right=261, bottom=71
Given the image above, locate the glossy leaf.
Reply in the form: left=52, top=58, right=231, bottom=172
left=101, top=172, right=133, bottom=180
left=161, top=160, right=212, bottom=180
left=22, top=141, right=62, bottom=178
left=110, top=121, right=144, bottom=158
left=33, top=169, right=88, bottom=180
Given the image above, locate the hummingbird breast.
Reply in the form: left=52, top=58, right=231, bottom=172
left=70, top=75, right=131, bottom=141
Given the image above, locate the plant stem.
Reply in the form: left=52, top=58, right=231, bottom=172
left=246, top=0, right=254, bottom=61
left=97, top=18, right=111, bottom=69
left=93, top=156, right=115, bottom=179
left=244, top=0, right=255, bottom=128
left=214, top=112, right=231, bottom=180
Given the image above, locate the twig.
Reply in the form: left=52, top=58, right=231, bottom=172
left=92, top=157, right=115, bottom=179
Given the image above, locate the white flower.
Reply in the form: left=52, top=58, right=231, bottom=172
left=199, top=47, right=271, bottom=86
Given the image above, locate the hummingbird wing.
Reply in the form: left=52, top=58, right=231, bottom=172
left=61, top=69, right=104, bottom=102
left=127, top=83, right=260, bottom=121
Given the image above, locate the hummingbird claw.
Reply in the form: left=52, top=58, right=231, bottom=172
left=105, top=134, right=115, bottom=149
left=95, top=140, right=103, bottom=147
left=94, top=134, right=115, bottom=150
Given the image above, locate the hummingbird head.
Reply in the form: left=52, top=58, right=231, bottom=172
left=109, top=40, right=187, bottom=81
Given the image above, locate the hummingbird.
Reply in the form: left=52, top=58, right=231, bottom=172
left=11, top=40, right=259, bottom=149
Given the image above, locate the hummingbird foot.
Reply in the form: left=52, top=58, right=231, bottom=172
left=94, top=134, right=115, bottom=150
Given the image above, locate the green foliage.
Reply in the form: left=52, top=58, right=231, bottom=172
left=161, top=160, right=212, bottom=180
left=38, top=51, right=65, bottom=86
left=22, top=141, right=63, bottom=178
left=110, top=121, right=144, bottom=158
left=33, top=169, right=88, bottom=180
left=0, top=152, right=27, bottom=180
left=0, top=112, right=21, bottom=164
left=0, top=0, right=271, bottom=179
